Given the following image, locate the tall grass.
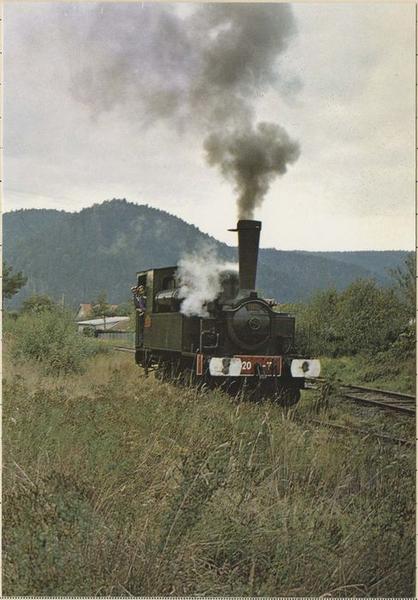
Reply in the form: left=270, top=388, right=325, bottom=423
left=3, top=351, right=414, bottom=596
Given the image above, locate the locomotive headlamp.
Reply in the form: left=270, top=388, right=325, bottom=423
left=290, top=359, right=321, bottom=378
left=209, top=357, right=243, bottom=377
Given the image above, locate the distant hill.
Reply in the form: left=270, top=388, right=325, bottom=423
left=4, top=199, right=410, bottom=307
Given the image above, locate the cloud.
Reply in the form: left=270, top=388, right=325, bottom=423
left=4, top=3, right=414, bottom=250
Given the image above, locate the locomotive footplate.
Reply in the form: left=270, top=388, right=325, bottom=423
left=205, top=354, right=283, bottom=377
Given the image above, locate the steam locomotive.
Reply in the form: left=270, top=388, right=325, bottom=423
left=134, top=220, right=320, bottom=405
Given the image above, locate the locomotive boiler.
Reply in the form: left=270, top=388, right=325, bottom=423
left=134, top=220, right=320, bottom=405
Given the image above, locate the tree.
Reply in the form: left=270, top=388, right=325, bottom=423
left=3, top=262, right=27, bottom=299
left=22, top=294, right=56, bottom=314
left=336, top=279, right=406, bottom=355
left=389, top=253, right=415, bottom=316
left=294, top=279, right=408, bottom=357
left=115, top=300, right=135, bottom=317
left=91, top=291, right=112, bottom=317
left=293, top=288, right=342, bottom=356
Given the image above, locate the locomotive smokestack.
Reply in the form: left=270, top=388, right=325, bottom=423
left=229, top=220, right=262, bottom=290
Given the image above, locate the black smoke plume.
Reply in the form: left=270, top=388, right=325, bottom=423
left=58, top=3, right=301, bottom=216
left=205, top=123, right=300, bottom=219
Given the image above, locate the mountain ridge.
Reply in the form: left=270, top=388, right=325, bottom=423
left=4, top=199, right=410, bottom=307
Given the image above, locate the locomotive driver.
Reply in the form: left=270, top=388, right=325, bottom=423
left=132, top=284, right=147, bottom=346
left=132, top=285, right=147, bottom=314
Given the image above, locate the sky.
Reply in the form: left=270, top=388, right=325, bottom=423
left=4, top=2, right=415, bottom=250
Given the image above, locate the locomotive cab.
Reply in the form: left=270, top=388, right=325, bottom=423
left=135, top=266, right=200, bottom=358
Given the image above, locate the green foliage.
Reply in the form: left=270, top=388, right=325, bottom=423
left=291, top=289, right=341, bottom=356
left=337, top=280, right=406, bottom=354
left=7, top=309, right=107, bottom=374
left=80, top=325, right=96, bottom=337
left=115, top=300, right=135, bottom=317
left=22, top=294, right=56, bottom=314
left=90, top=291, right=113, bottom=317
left=3, top=261, right=27, bottom=299
left=293, top=279, right=408, bottom=357
left=389, top=252, right=416, bottom=316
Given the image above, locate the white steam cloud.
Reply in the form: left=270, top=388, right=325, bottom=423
left=177, top=247, right=238, bottom=317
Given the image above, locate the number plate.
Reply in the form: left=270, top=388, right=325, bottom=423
left=236, top=355, right=282, bottom=376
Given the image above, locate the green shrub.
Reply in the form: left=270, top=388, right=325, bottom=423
left=21, top=294, right=57, bottom=314
left=291, top=280, right=408, bottom=357
left=389, top=253, right=415, bottom=317
left=8, top=309, right=108, bottom=374
left=336, top=280, right=406, bottom=355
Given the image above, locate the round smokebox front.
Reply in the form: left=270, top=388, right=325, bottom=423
left=227, top=301, right=271, bottom=351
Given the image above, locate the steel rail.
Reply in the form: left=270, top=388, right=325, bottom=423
left=339, top=384, right=416, bottom=416
left=341, top=393, right=415, bottom=416
left=342, top=383, right=415, bottom=401
left=112, top=346, right=135, bottom=353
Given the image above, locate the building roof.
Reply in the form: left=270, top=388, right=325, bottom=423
left=77, top=316, right=130, bottom=328
left=76, top=303, right=121, bottom=320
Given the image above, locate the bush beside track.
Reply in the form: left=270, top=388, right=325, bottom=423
left=4, top=309, right=109, bottom=374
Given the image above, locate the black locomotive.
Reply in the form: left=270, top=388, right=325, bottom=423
left=134, top=220, right=320, bottom=405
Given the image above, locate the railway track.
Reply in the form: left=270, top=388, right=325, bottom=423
left=112, top=345, right=135, bottom=353
left=339, top=383, right=415, bottom=416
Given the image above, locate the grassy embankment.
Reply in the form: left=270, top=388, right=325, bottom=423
left=320, top=353, right=415, bottom=395
left=3, top=320, right=415, bottom=597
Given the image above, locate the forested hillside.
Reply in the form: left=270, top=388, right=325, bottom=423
left=4, top=199, right=410, bottom=307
